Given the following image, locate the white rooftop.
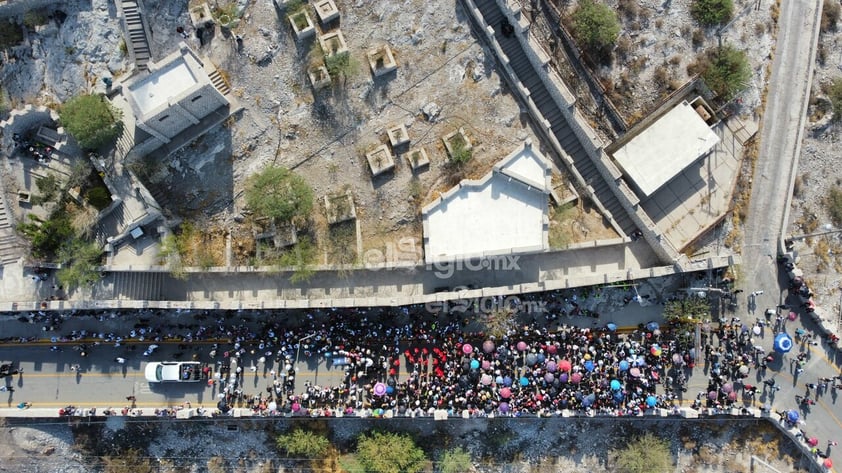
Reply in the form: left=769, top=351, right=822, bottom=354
left=613, top=100, right=720, bottom=197
left=423, top=142, right=550, bottom=262
left=128, top=58, right=198, bottom=116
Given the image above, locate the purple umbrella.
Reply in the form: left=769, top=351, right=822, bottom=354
left=483, top=340, right=495, bottom=353
left=499, top=402, right=510, bottom=413
left=544, top=373, right=555, bottom=383
left=516, top=341, right=527, bottom=352
left=546, top=361, right=557, bottom=372
left=481, top=360, right=491, bottom=370
left=373, top=382, right=387, bottom=396
left=708, top=391, right=718, bottom=401
left=721, top=383, right=733, bottom=394
left=559, top=373, right=569, bottom=383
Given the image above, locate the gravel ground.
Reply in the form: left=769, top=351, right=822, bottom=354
left=787, top=5, right=842, bottom=317
left=0, top=417, right=808, bottom=472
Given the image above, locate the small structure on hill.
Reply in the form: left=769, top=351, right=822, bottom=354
left=422, top=140, right=552, bottom=263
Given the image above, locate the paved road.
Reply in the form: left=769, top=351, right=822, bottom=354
left=740, top=0, right=830, bottom=468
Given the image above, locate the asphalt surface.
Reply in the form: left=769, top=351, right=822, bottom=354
left=739, top=0, right=833, bottom=468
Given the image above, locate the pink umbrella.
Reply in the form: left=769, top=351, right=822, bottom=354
left=373, top=382, right=387, bottom=396
left=462, top=343, right=473, bottom=355
left=722, top=383, right=733, bottom=394
left=571, top=372, right=582, bottom=384
left=788, top=311, right=798, bottom=321
left=559, top=360, right=572, bottom=372
left=292, top=402, right=301, bottom=412
left=481, top=360, right=491, bottom=370
left=727, top=391, right=737, bottom=401
left=516, top=341, right=527, bottom=351
left=481, top=374, right=492, bottom=385
left=808, top=437, right=819, bottom=447
left=483, top=340, right=495, bottom=353
left=500, top=387, right=512, bottom=399
left=547, top=344, right=557, bottom=355
left=546, top=361, right=558, bottom=372
left=629, top=367, right=641, bottom=378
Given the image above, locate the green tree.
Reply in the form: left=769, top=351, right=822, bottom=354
left=690, top=0, right=734, bottom=26
left=571, top=0, right=621, bottom=51
left=18, top=212, right=75, bottom=259
left=85, top=186, right=111, bottom=210
left=613, top=433, right=672, bottom=473
left=245, top=166, right=314, bottom=223
left=701, top=45, right=751, bottom=101
left=56, top=238, right=102, bottom=290
left=440, top=447, right=472, bottom=473
left=355, top=432, right=427, bottom=473
left=276, top=429, right=330, bottom=458
left=663, top=295, right=710, bottom=323
left=279, top=236, right=317, bottom=283
left=827, top=77, right=842, bottom=121
left=59, top=94, right=123, bottom=150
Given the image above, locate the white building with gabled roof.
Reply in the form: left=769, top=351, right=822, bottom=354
left=421, top=140, right=552, bottom=263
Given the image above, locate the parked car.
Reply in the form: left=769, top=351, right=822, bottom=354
left=144, top=361, right=203, bottom=383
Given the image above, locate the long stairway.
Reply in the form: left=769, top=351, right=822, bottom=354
left=469, top=0, right=636, bottom=235
left=121, top=0, right=151, bottom=71
left=0, top=191, right=24, bottom=266
left=108, top=271, right=167, bottom=301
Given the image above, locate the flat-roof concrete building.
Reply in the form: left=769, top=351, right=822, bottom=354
left=612, top=99, right=720, bottom=197
left=109, top=42, right=235, bottom=160
left=422, top=140, right=551, bottom=263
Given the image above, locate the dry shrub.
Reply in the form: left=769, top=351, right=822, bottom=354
left=822, top=0, right=841, bottom=33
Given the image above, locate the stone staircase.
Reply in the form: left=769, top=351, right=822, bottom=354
left=121, top=0, right=151, bottom=71
left=208, top=69, right=231, bottom=96
left=93, top=201, right=131, bottom=247
left=0, top=189, right=23, bottom=266
left=106, top=271, right=167, bottom=301
left=469, top=0, right=636, bottom=235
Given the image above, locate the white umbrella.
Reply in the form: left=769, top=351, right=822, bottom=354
left=752, top=326, right=761, bottom=336
left=268, top=401, right=277, bottom=411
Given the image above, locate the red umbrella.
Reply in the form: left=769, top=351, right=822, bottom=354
left=808, top=437, right=819, bottom=447
left=727, top=391, right=737, bottom=401
left=824, top=458, right=833, bottom=468
left=559, top=360, right=572, bottom=372
left=547, top=344, right=557, bottom=355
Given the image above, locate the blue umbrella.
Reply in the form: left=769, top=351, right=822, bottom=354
left=584, top=360, right=595, bottom=372
left=606, top=323, right=617, bottom=332
left=495, top=375, right=504, bottom=385
left=386, top=385, right=394, bottom=394
left=774, top=333, right=793, bottom=354
left=619, top=360, right=630, bottom=371
left=610, top=379, right=621, bottom=390
left=646, top=395, right=657, bottom=407
left=787, top=410, right=799, bottom=423
left=582, top=393, right=595, bottom=407
left=519, top=376, right=529, bottom=386
left=536, top=353, right=546, bottom=364
left=470, top=359, right=480, bottom=370
left=646, top=321, right=660, bottom=331
left=503, top=376, right=513, bottom=387
left=613, top=391, right=625, bottom=403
